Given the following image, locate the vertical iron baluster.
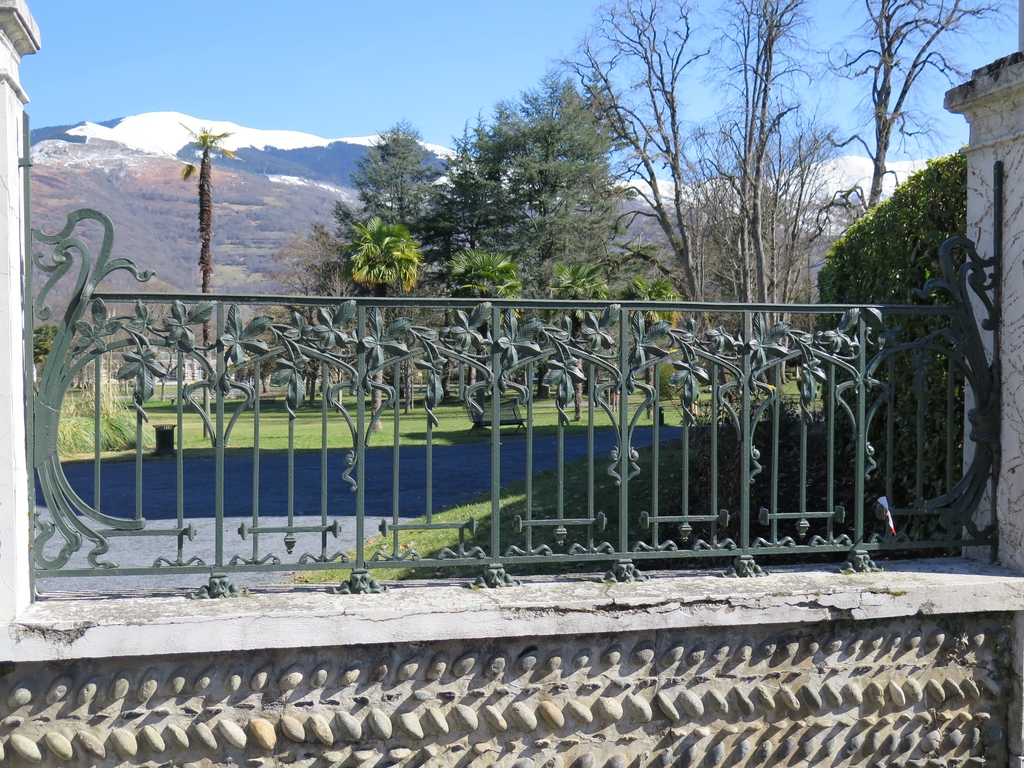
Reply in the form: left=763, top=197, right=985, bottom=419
left=354, top=307, right=367, bottom=574
left=651, top=361, right=660, bottom=547
left=287, top=388, right=295, bottom=533
left=711, top=362, right=719, bottom=524
left=392, top=361, right=400, bottom=554
left=681, top=405, right=690, bottom=521
left=525, top=360, right=534, bottom=552
left=587, top=362, right=595, bottom=537
left=556, top=386, right=565, bottom=524
left=771, top=365, right=780, bottom=543
left=321, top=360, right=329, bottom=558
left=425, top=376, right=433, bottom=525
left=855, top=312, right=867, bottom=542
left=214, top=303, right=226, bottom=571
left=135, top=357, right=143, bottom=522
left=800, top=361, right=808, bottom=517
left=915, top=358, right=926, bottom=505
left=740, top=311, right=752, bottom=555
left=827, top=361, right=836, bottom=518
left=490, top=305, right=502, bottom=560
left=94, top=357, right=101, bottom=513
left=176, top=350, right=185, bottom=562
left=251, top=359, right=260, bottom=562
left=618, top=310, right=630, bottom=556
left=946, top=355, right=955, bottom=495
left=886, top=358, right=895, bottom=503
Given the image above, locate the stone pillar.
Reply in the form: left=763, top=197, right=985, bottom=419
left=948, top=57, right=1024, bottom=767
left=947, top=54, right=1024, bottom=575
left=0, top=0, right=37, bottom=622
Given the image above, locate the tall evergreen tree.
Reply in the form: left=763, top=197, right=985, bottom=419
left=424, top=75, right=624, bottom=296
left=334, top=121, right=441, bottom=237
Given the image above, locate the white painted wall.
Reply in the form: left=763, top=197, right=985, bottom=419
left=0, top=1, right=36, bottom=623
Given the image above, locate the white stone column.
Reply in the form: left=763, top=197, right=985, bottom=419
left=0, top=0, right=38, bottom=623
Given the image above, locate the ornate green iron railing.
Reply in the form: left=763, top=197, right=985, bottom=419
left=26, top=207, right=998, bottom=597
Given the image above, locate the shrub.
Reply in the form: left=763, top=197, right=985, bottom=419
left=818, top=153, right=967, bottom=522
left=58, top=383, right=153, bottom=456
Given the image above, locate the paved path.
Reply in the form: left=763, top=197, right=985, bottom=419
left=54, top=428, right=655, bottom=521
left=36, top=428, right=659, bottom=593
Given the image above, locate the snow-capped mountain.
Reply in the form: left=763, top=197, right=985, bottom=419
left=54, top=111, right=454, bottom=159
left=31, top=111, right=452, bottom=193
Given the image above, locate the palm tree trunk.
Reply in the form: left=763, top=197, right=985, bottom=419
left=198, top=147, right=214, bottom=344
left=198, top=147, right=214, bottom=437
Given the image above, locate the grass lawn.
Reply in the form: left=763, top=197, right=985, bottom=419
left=60, top=389, right=674, bottom=462
left=293, top=438, right=690, bottom=584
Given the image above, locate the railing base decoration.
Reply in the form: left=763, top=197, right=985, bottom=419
left=474, top=563, right=520, bottom=589
left=726, top=555, right=767, bottom=578
left=189, top=571, right=244, bottom=599
left=840, top=549, right=884, bottom=574
left=328, top=569, right=388, bottom=595
left=604, top=559, right=649, bottom=583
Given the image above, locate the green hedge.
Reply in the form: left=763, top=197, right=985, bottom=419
left=819, top=153, right=967, bottom=525
left=819, top=153, right=966, bottom=303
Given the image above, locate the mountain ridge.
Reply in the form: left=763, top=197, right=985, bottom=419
left=28, top=111, right=932, bottom=308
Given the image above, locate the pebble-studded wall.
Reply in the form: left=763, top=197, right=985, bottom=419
left=0, top=614, right=1010, bottom=768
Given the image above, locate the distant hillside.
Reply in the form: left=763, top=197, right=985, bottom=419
left=26, top=111, right=457, bottom=309
left=30, top=140, right=354, bottom=305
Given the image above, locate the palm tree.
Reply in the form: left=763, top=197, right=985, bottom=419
left=180, top=125, right=237, bottom=346
left=551, top=263, right=610, bottom=421
left=448, top=250, right=522, bottom=299
left=622, top=276, right=680, bottom=417
left=346, top=217, right=421, bottom=297
left=346, top=217, right=422, bottom=426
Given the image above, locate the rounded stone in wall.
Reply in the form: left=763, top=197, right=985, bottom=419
left=247, top=720, right=276, bottom=753
left=250, top=666, right=270, bottom=692
left=45, top=677, right=70, bottom=705
left=167, top=667, right=189, bottom=695
left=76, top=730, right=105, bottom=759
left=43, top=731, right=73, bottom=761
left=426, top=655, right=447, bottom=681
left=397, top=659, right=419, bottom=681
left=453, top=654, right=476, bottom=677
left=76, top=681, right=97, bottom=706
left=10, top=733, right=42, bottom=763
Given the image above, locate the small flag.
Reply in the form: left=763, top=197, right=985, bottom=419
left=878, top=496, right=896, bottom=535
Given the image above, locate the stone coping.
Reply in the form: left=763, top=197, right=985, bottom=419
left=0, top=0, right=39, bottom=56
left=946, top=50, right=1024, bottom=115
left=3, top=559, right=1022, bottom=663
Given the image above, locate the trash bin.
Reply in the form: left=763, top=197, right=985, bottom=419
left=154, top=425, right=175, bottom=456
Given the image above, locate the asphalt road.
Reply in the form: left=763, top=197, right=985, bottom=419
left=54, top=427, right=655, bottom=522
left=35, top=427, right=658, bottom=593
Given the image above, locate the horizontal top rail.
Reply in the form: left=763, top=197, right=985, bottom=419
left=89, top=291, right=968, bottom=317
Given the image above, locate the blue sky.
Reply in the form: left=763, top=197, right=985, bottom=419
left=18, top=0, right=1019, bottom=158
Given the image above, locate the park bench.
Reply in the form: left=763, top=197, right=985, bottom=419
left=465, top=398, right=526, bottom=434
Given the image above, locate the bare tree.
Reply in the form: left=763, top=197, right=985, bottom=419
left=834, top=0, right=1003, bottom=209
left=268, top=224, right=351, bottom=405
left=269, top=223, right=349, bottom=297
left=699, top=0, right=810, bottom=304
left=571, top=0, right=707, bottom=300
